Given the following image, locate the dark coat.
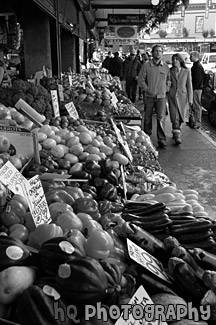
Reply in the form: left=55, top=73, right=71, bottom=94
left=109, top=57, right=123, bottom=78
left=191, top=60, right=204, bottom=90
left=102, top=56, right=111, bottom=70
left=123, top=57, right=141, bottom=80
left=168, top=67, right=193, bottom=123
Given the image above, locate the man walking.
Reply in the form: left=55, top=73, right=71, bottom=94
left=190, top=51, right=204, bottom=129
left=138, top=45, right=170, bottom=148
left=122, top=49, right=141, bottom=103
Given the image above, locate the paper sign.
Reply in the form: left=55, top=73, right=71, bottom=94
left=68, top=75, right=73, bottom=87
left=50, top=90, right=60, bottom=117
left=58, top=84, right=64, bottom=102
left=0, top=125, right=35, bottom=159
left=127, top=239, right=170, bottom=283
left=121, top=165, right=127, bottom=200
left=87, top=80, right=95, bottom=91
left=23, top=175, right=51, bottom=227
left=0, top=161, right=27, bottom=196
left=65, top=102, right=79, bottom=119
left=111, top=92, right=118, bottom=108
left=115, top=286, right=168, bottom=325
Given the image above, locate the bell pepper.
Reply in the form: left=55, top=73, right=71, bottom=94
left=64, top=186, right=84, bottom=200
left=30, top=223, right=63, bottom=247
left=106, top=171, right=119, bottom=186
left=84, top=160, right=101, bottom=177
left=75, top=198, right=101, bottom=221
left=85, top=228, right=114, bottom=260
left=100, top=183, right=118, bottom=201
left=99, top=158, right=113, bottom=176
left=98, top=200, right=112, bottom=216
left=93, top=177, right=108, bottom=188
left=100, top=213, right=125, bottom=230
left=110, top=202, right=124, bottom=213
left=45, top=189, right=75, bottom=206
left=82, top=218, right=103, bottom=237
left=81, top=184, right=97, bottom=199
left=65, top=229, right=86, bottom=256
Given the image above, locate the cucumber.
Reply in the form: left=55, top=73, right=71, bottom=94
left=182, top=237, right=216, bottom=250
left=132, top=215, right=172, bottom=231
left=175, top=230, right=212, bottom=244
left=169, top=215, right=196, bottom=220
left=171, top=219, right=197, bottom=225
left=171, top=220, right=212, bottom=235
left=124, top=202, right=166, bottom=216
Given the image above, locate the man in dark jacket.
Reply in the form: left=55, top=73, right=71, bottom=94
left=122, top=49, right=141, bottom=103
left=190, top=51, right=204, bottom=129
left=108, top=52, right=123, bottom=78
left=102, top=51, right=112, bottom=70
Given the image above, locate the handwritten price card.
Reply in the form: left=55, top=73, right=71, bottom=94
left=23, top=175, right=51, bottom=227
left=51, top=90, right=60, bottom=117
left=58, top=84, right=64, bottom=102
left=0, top=161, right=27, bottom=196
left=65, top=102, right=79, bottom=119
left=127, top=239, right=170, bottom=283
left=115, top=286, right=168, bottom=325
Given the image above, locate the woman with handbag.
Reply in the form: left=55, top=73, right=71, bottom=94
left=168, top=53, right=193, bottom=145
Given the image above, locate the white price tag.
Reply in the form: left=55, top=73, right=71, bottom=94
left=58, top=84, right=64, bottom=102
left=111, top=92, right=118, bottom=108
left=0, top=161, right=27, bottom=196
left=68, top=75, right=73, bottom=87
left=127, top=239, right=170, bottom=283
left=65, top=102, right=79, bottom=119
left=22, top=175, right=51, bottom=227
left=50, top=90, right=60, bottom=117
left=115, top=286, right=168, bottom=325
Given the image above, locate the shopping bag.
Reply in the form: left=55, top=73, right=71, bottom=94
left=188, top=105, right=196, bottom=128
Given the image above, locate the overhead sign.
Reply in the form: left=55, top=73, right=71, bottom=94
left=104, top=26, right=138, bottom=39
left=108, top=14, right=145, bottom=26
left=104, top=39, right=138, bottom=46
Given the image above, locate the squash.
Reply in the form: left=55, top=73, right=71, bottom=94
left=39, top=237, right=83, bottom=276
left=154, top=193, right=176, bottom=203
left=14, top=284, right=71, bottom=325
left=0, top=235, right=32, bottom=272
left=56, top=256, right=108, bottom=304
left=150, top=185, right=177, bottom=195
left=0, top=266, right=36, bottom=304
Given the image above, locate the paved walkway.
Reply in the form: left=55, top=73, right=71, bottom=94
left=135, top=99, right=216, bottom=220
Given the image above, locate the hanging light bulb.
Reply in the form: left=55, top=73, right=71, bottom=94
left=151, top=0, right=159, bottom=5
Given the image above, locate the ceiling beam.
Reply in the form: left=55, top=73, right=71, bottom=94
left=92, top=4, right=153, bottom=9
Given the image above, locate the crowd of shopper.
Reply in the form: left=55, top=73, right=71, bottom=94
left=100, top=46, right=204, bottom=149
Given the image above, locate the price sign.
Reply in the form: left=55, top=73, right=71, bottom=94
left=58, top=84, right=64, bottom=102
left=127, top=239, right=171, bottom=283
left=0, top=161, right=27, bottom=196
left=111, top=92, right=118, bottom=108
left=50, top=90, right=60, bottom=117
left=87, top=80, right=95, bottom=91
left=65, top=102, right=79, bottom=119
left=23, top=175, right=51, bottom=227
left=115, top=286, right=168, bottom=325
left=68, top=75, right=73, bottom=88
left=110, top=118, right=133, bottom=162
left=121, top=165, right=127, bottom=200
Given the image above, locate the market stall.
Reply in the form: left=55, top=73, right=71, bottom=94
left=0, top=69, right=215, bottom=325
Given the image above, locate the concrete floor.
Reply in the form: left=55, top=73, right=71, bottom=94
left=135, top=99, right=216, bottom=220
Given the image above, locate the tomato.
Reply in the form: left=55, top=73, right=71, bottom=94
left=55, top=212, right=83, bottom=232
left=1, top=210, right=21, bottom=227
left=9, top=224, right=29, bottom=243
left=8, top=200, right=26, bottom=218
left=85, top=229, right=114, bottom=260
left=81, top=218, right=102, bottom=237
left=12, top=194, right=29, bottom=211
left=32, top=223, right=63, bottom=247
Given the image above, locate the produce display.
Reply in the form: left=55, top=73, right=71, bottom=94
left=0, top=70, right=216, bottom=325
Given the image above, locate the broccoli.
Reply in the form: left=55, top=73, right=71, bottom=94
left=25, top=93, right=34, bottom=105
left=29, top=85, right=39, bottom=97
left=12, top=93, right=26, bottom=105
left=12, top=79, right=28, bottom=93
left=32, top=100, right=44, bottom=114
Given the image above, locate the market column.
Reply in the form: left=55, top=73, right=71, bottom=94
left=22, top=8, right=52, bottom=78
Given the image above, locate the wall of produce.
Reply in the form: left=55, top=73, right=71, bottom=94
left=0, top=68, right=215, bottom=325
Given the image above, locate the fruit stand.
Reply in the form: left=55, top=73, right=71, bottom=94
left=0, top=70, right=215, bottom=325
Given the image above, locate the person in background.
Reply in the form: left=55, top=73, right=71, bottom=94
left=190, top=51, right=204, bottom=129
left=138, top=52, right=149, bottom=100
left=108, top=51, right=123, bottom=79
left=168, top=53, right=193, bottom=145
left=102, top=51, right=112, bottom=71
left=122, top=49, right=141, bottom=103
left=138, top=45, right=170, bottom=148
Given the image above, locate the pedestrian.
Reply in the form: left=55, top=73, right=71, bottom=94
left=122, top=49, right=141, bottom=103
left=138, top=45, right=170, bottom=148
left=190, top=51, right=204, bottom=129
left=168, top=53, right=193, bottom=145
left=108, top=52, right=123, bottom=78
left=138, top=52, right=149, bottom=100
left=102, top=51, right=112, bottom=71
